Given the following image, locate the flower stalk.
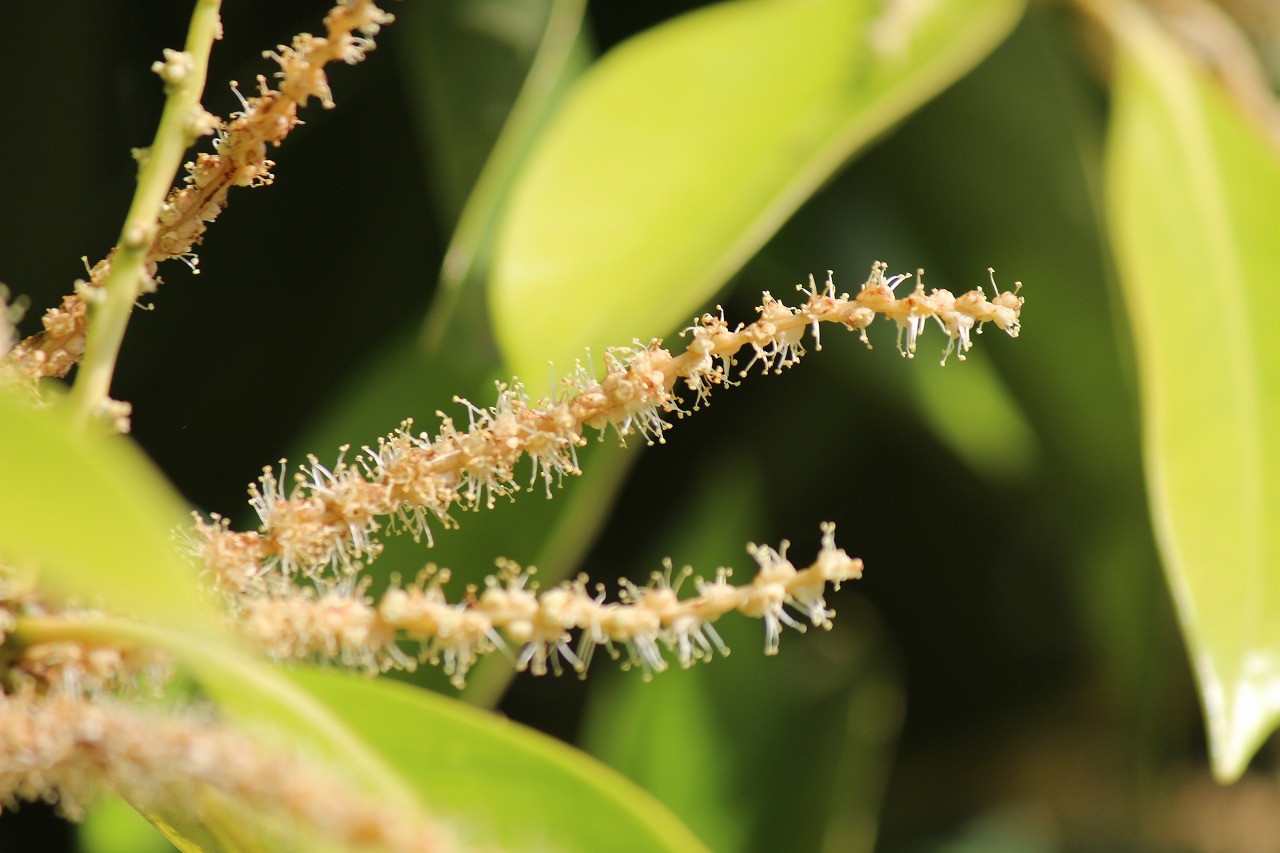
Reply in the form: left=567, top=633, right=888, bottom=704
left=192, top=263, right=1023, bottom=590
left=182, top=262, right=1023, bottom=685
left=236, top=522, right=863, bottom=687
left=64, top=0, right=223, bottom=430
left=5, top=0, right=394, bottom=417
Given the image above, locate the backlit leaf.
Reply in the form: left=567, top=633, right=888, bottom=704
left=1104, top=1, right=1280, bottom=780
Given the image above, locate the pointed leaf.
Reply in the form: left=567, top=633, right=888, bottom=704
left=491, top=0, right=1024, bottom=387
left=1104, top=2, right=1280, bottom=780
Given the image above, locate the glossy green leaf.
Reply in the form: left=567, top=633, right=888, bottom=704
left=491, top=0, right=1024, bottom=388
left=0, top=394, right=212, bottom=631
left=287, top=667, right=711, bottom=853
left=1104, top=1, right=1280, bottom=780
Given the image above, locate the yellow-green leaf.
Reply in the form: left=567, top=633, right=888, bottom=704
left=51, top=617, right=707, bottom=852
left=1104, top=1, right=1280, bottom=780
left=287, top=667, right=712, bottom=853
left=0, top=394, right=212, bottom=631
left=491, top=0, right=1024, bottom=387
left=23, top=616, right=425, bottom=853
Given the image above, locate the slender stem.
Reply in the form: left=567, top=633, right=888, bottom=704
left=11, top=613, right=157, bottom=650
left=67, top=0, right=222, bottom=428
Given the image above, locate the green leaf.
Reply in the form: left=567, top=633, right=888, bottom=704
left=80, top=797, right=178, bottom=853
left=287, top=667, right=712, bottom=853
left=394, top=0, right=590, bottom=231
left=0, top=394, right=212, bottom=632
left=28, top=617, right=426, bottom=853
left=52, top=593, right=708, bottom=851
left=491, top=0, right=1025, bottom=387
left=397, top=0, right=591, bottom=355
left=909, top=353, right=1037, bottom=482
left=1104, top=1, right=1280, bottom=780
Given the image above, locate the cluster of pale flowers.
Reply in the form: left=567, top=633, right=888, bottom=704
left=190, top=262, right=1023, bottom=685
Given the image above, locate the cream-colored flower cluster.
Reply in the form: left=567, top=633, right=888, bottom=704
left=238, top=522, right=863, bottom=688
left=189, top=262, right=1022, bottom=681
left=0, top=0, right=393, bottom=387
left=193, top=262, right=1022, bottom=588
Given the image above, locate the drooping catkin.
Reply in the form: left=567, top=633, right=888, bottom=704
left=191, top=263, right=1023, bottom=589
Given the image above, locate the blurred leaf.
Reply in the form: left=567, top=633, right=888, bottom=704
left=933, top=805, right=1057, bottom=853
left=42, top=618, right=422, bottom=852
left=395, top=0, right=589, bottom=230
left=491, top=0, right=1025, bottom=387
left=80, top=797, right=177, bottom=853
left=1104, top=1, right=1280, bottom=780
left=401, top=0, right=591, bottom=350
left=287, top=667, right=711, bottom=853
left=580, top=457, right=901, bottom=853
left=741, top=10, right=1179, bottom=837
left=910, top=351, right=1037, bottom=482
left=56, top=619, right=706, bottom=851
left=830, top=3, right=1180, bottom=752
left=0, top=394, right=212, bottom=632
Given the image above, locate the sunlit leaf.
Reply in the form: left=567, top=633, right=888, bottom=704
left=1104, top=1, right=1280, bottom=780
left=63, top=613, right=707, bottom=852
left=491, top=0, right=1024, bottom=387
left=79, top=797, right=177, bottom=853
left=0, top=394, right=212, bottom=632
left=287, top=667, right=711, bottom=853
